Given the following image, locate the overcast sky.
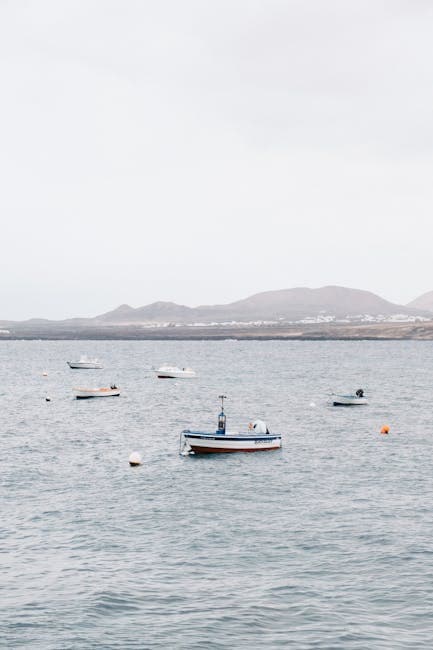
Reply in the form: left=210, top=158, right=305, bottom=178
left=1, top=0, right=432, bottom=319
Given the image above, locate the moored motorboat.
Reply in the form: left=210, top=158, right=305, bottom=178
left=73, top=385, right=120, bottom=399
left=180, top=395, right=282, bottom=454
left=332, top=389, right=368, bottom=406
left=155, top=364, right=196, bottom=379
left=68, top=356, right=103, bottom=369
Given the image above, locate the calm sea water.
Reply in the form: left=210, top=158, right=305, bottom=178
left=2, top=340, right=433, bottom=649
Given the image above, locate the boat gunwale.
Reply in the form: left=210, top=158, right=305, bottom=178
left=182, top=430, right=281, bottom=442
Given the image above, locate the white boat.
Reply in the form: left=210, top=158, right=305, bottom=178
left=180, top=396, right=282, bottom=454
left=73, top=385, right=120, bottom=399
left=155, top=365, right=196, bottom=379
left=67, top=356, right=103, bottom=369
left=332, top=389, right=368, bottom=406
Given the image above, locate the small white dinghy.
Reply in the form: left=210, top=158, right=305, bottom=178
left=155, top=365, right=196, bottom=379
left=332, top=389, right=368, bottom=406
left=68, top=356, right=103, bottom=369
left=180, top=395, right=282, bottom=454
left=73, top=385, right=120, bottom=399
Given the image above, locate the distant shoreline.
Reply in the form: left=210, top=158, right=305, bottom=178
left=2, top=321, right=433, bottom=340
left=0, top=337, right=430, bottom=342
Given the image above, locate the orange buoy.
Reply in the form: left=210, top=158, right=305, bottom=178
left=380, top=425, right=390, bottom=435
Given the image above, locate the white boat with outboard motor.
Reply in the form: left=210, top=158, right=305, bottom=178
left=67, top=356, right=103, bottom=369
left=155, top=364, right=196, bottom=379
left=332, top=389, right=367, bottom=406
left=180, top=395, right=282, bottom=454
left=73, top=385, right=120, bottom=399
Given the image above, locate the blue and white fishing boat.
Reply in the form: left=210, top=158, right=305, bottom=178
left=180, top=396, right=282, bottom=454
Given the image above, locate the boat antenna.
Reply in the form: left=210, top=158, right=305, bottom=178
left=219, top=394, right=227, bottom=413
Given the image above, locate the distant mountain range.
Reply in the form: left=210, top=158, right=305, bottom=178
left=1, top=285, right=428, bottom=328
left=2, top=286, right=433, bottom=331
left=90, top=286, right=406, bottom=324
left=85, top=286, right=431, bottom=324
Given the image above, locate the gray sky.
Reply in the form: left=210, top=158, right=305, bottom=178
left=1, top=0, right=432, bottom=319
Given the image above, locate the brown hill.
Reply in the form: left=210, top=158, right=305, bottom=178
left=407, top=291, right=433, bottom=313
left=194, top=286, right=405, bottom=321
left=96, top=301, right=195, bottom=323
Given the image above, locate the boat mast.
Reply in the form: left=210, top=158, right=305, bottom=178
left=217, top=394, right=227, bottom=434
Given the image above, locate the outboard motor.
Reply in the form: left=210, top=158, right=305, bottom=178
left=252, top=419, right=267, bottom=434
left=355, top=389, right=364, bottom=398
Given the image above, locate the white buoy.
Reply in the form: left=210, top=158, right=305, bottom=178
left=129, top=452, right=142, bottom=466
left=42, top=371, right=48, bottom=377
left=45, top=397, right=51, bottom=402
left=309, top=402, right=316, bottom=408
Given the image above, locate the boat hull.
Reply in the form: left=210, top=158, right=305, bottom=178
left=156, top=370, right=196, bottom=379
left=182, top=431, right=282, bottom=453
left=332, top=395, right=368, bottom=406
left=68, top=362, right=103, bottom=369
left=74, top=388, right=120, bottom=398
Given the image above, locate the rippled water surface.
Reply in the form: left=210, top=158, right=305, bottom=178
left=2, top=340, right=433, bottom=649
